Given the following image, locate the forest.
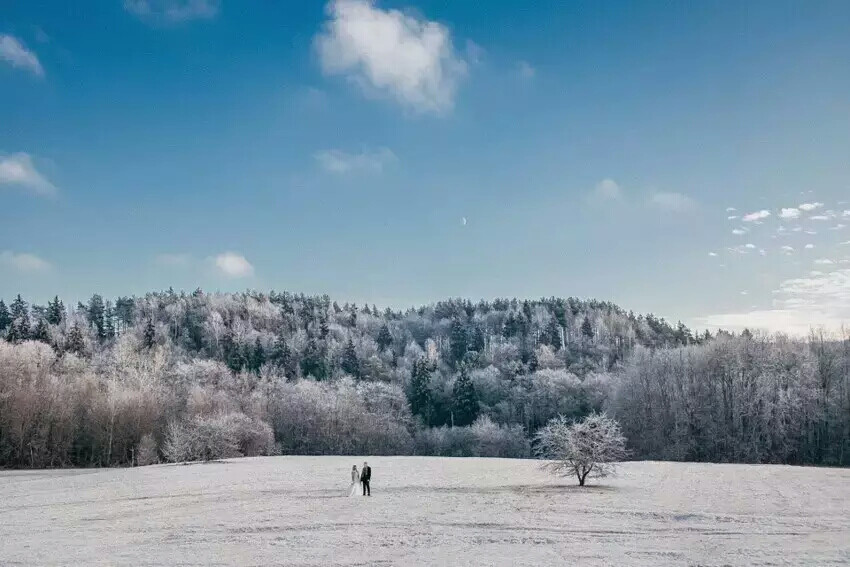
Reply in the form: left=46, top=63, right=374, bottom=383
left=0, top=289, right=848, bottom=468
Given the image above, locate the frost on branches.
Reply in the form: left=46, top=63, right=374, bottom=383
left=535, top=413, right=628, bottom=486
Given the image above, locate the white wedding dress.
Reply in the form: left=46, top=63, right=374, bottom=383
left=349, top=468, right=360, bottom=497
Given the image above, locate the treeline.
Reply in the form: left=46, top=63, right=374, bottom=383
left=0, top=290, right=847, bottom=468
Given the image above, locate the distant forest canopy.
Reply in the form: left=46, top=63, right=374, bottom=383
left=0, top=289, right=848, bottom=468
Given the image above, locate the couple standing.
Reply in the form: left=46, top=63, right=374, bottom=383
left=349, top=462, right=371, bottom=497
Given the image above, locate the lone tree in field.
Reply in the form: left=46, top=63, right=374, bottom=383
left=535, top=413, right=627, bottom=486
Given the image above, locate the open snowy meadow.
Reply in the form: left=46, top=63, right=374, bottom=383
left=1, top=457, right=849, bottom=566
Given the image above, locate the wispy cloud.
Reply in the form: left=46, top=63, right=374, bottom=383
left=799, top=202, right=824, bottom=212
left=0, top=251, right=51, bottom=273
left=314, top=147, right=396, bottom=174
left=124, top=0, right=220, bottom=24
left=649, top=192, right=697, bottom=212
left=780, top=245, right=795, bottom=255
left=589, top=178, right=621, bottom=201
left=315, top=0, right=467, bottom=114
left=742, top=209, right=770, bottom=222
left=697, top=268, right=850, bottom=334
left=779, top=207, right=800, bottom=219
left=814, top=258, right=834, bottom=265
left=0, top=153, right=57, bottom=197
left=0, top=34, right=44, bottom=77
left=517, top=61, right=535, bottom=79
left=213, top=252, right=254, bottom=278
left=732, top=228, right=748, bottom=235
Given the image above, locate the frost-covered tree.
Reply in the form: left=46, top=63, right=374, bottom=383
left=535, top=413, right=627, bottom=486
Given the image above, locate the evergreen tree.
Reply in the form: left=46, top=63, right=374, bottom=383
left=468, top=325, right=485, bottom=353
left=221, top=329, right=245, bottom=372
left=301, top=338, right=327, bottom=380
left=376, top=324, right=393, bottom=351
left=143, top=319, right=156, bottom=349
left=0, top=300, right=10, bottom=333
left=581, top=316, right=594, bottom=340
left=66, top=323, right=86, bottom=355
left=114, top=297, right=135, bottom=332
left=87, top=294, right=106, bottom=341
left=250, top=337, right=266, bottom=374
left=451, top=364, right=478, bottom=427
left=46, top=296, right=65, bottom=325
left=348, top=308, right=357, bottom=328
left=271, top=335, right=294, bottom=377
left=546, top=317, right=562, bottom=350
left=341, top=339, right=360, bottom=378
left=319, top=317, right=330, bottom=340
left=527, top=347, right=539, bottom=373
left=449, top=319, right=467, bottom=366
left=31, top=319, right=50, bottom=344
left=104, top=302, right=116, bottom=340
left=408, top=358, right=434, bottom=425
left=9, top=295, right=30, bottom=341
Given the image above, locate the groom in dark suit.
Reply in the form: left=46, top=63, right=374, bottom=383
left=360, top=461, right=371, bottom=496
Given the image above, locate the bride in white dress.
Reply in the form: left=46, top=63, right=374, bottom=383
left=349, top=465, right=360, bottom=497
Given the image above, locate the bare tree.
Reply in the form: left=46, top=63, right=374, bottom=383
left=535, top=413, right=628, bottom=486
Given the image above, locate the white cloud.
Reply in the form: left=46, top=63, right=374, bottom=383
left=0, top=251, right=51, bottom=273
left=124, top=0, right=219, bottom=23
left=732, top=228, right=748, bottom=235
left=517, top=61, right=535, bottom=79
left=696, top=268, right=850, bottom=335
left=314, top=147, right=396, bottom=174
left=805, top=244, right=815, bottom=249
left=799, top=202, right=824, bottom=211
left=0, top=153, right=57, bottom=197
left=814, top=258, right=834, bottom=265
left=742, top=209, right=770, bottom=222
left=315, top=0, right=467, bottom=114
left=728, top=244, right=756, bottom=254
left=779, top=207, right=800, bottom=219
left=726, top=207, right=737, bottom=212
left=780, top=245, right=795, bottom=255
left=591, top=178, right=621, bottom=201
left=804, top=230, right=817, bottom=235
left=464, top=40, right=484, bottom=65
left=213, top=252, right=254, bottom=278
left=461, top=216, right=467, bottom=226
left=649, top=192, right=697, bottom=212
left=841, top=241, right=850, bottom=246
left=843, top=210, right=850, bottom=217
left=0, top=34, right=44, bottom=77
left=810, top=215, right=831, bottom=221
left=708, top=252, right=718, bottom=257
left=727, top=215, right=739, bottom=220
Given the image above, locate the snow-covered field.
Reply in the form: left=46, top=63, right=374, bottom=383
left=1, top=457, right=849, bottom=566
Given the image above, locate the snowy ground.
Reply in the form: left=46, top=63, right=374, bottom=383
left=1, top=457, right=849, bottom=566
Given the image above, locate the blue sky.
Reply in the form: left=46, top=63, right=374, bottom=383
left=2, top=0, right=850, bottom=333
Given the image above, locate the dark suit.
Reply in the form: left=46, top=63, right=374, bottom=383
left=360, top=466, right=371, bottom=496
